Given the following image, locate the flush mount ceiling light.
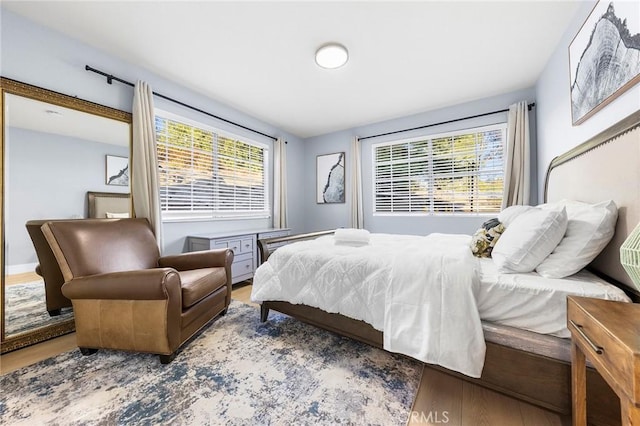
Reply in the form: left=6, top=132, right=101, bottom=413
left=45, top=109, right=63, bottom=117
left=315, top=43, right=349, bottom=69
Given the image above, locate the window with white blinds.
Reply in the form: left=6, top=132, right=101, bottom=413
left=373, top=124, right=506, bottom=215
left=155, top=113, right=269, bottom=220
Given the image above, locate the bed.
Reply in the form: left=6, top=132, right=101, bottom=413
left=254, top=109, right=640, bottom=425
left=86, top=191, right=130, bottom=218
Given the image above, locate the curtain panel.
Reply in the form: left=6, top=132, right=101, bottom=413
left=273, top=137, right=288, bottom=228
left=502, top=101, right=531, bottom=208
left=132, top=81, right=163, bottom=250
left=350, top=136, right=364, bottom=228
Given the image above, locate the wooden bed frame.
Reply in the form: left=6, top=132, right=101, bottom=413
left=257, top=110, right=640, bottom=426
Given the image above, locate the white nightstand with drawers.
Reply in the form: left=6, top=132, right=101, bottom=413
left=187, top=228, right=290, bottom=285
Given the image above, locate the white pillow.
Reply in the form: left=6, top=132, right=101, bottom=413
left=536, top=200, right=617, bottom=278
left=105, top=212, right=130, bottom=218
left=498, top=205, right=534, bottom=227
left=334, top=228, right=371, bottom=246
left=492, top=207, right=568, bottom=273
left=536, top=200, right=566, bottom=210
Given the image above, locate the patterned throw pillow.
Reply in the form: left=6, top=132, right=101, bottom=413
left=470, top=218, right=505, bottom=258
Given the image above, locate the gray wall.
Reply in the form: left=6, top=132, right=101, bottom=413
left=535, top=0, right=640, bottom=202
left=1, top=9, right=306, bottom=256
left=303, top=88, right=537, bottom=235
left=6, top=127, right=128, bottom=267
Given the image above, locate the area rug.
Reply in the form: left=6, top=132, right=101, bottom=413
left=4, top=281, right=73, bottom=336
left=0, top=301, right=421, bottom=425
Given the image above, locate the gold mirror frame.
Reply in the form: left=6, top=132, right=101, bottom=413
left=0, top=77, right=132, bottom=353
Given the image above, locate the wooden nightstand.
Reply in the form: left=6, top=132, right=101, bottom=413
left=568, top=296, right=640, bottom=426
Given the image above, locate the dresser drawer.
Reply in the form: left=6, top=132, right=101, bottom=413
left=568, top=299, right=632, bottom=399
left=259, top=230, right=290, bottom=239
left=232, top=257, right=254, bottom=277
left=240, top=238, right=254, bottom=254
left=186, top=231, right=262, bottom=285
left=215, top=239, right=242, bottom=253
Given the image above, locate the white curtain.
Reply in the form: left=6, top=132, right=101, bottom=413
left=273, top=137, right=288, bottom=228
left=132, top=80, right=163, bottom=250
left=350, top=136, right=364, bottom=228
left=502, top=101, right=531, bottom=208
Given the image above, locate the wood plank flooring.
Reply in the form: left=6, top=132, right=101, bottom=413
left=5, top=271, right=40, bottom=286
left=1, top=281, right=568, bottom=425
left=409, top=367, right=568, bottom=426
left=0, top=333, right=77, bottom=375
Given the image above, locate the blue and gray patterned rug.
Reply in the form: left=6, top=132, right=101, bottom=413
left=0, top=301, right=421, bottom=425
left=5, top=281, right=73, bottom=336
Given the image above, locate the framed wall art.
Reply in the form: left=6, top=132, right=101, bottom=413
left=569, top=1, right=640, bottom=125
left=105, top=155, right=129, bottom=186
left=316, top=152, right=345, bottom=204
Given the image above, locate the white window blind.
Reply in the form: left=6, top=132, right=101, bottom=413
left=155, top=113, right=269, bottom=220
left=373, top=124, right=506, bottom=215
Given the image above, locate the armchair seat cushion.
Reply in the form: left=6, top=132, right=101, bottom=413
left=179, top=268, right=227, bottom=309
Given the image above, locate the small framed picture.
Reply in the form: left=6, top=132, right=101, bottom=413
left=105, top=155, right=129, bottom=186
left=316, top=152, right=345, bottom=204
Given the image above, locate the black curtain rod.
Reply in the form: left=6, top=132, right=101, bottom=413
left=358, top=102, right=535, bottom=142
left=85, top=65, right=279, bottom=142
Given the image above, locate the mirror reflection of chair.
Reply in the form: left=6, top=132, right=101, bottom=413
left=25, top=220, right=76, bottom=316
left=22, top=191, right=129, bottom=318
left=42, top=218, right=233, bottom=364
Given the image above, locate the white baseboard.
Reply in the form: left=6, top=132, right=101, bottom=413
left=7, top=262, right=38, bottom=275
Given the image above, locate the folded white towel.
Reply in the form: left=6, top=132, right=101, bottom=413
left=334, top=228, right=371, bottom=245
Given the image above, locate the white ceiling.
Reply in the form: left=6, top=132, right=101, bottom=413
left=3, top=1, right=581, bottom=138
left=5, top=94, right=130, bottom=146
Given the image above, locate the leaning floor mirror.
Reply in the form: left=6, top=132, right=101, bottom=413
left=0, top=78, right=132, bottom=352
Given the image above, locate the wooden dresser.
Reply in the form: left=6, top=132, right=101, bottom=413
left=187, top=228, right=290, bottom=284
left=568, top=296, right=640, bottom=426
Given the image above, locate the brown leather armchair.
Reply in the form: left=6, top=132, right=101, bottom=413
left=42, top=218, right=233, bottom=363
left=26, top=220, right=74, bottom=316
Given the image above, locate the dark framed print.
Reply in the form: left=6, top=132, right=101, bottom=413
left=316, top=152, right=345, bottom=204
left=105, top=155, right=129, bottom=186
left=569, top=1, right=640, bottom=125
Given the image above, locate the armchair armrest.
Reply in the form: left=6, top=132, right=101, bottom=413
left=159, top=249, right=233, bottom=272
left=62, top=268, right=181, bottom=300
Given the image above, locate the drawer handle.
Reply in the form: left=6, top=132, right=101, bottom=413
left=570, top=320, right=604, bottom=355
left=245, top=244, right=250, bottom=247
left=245, top=264, right=250, bottom=269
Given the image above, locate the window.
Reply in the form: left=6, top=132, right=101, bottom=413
left=373, top=124, right=506, bottom=215
left=155, top=112, right=269, bottom=220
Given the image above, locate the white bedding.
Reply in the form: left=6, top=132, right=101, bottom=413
left=476, top=258, right=630, bottom=337
left=384, top=234, right=485, bottom=378
left=252, top=233, right=485, bottom=378
left=251, top=232, right=631, bottom=378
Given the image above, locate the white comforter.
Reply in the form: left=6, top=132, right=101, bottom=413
left=251, top=233, right=486, bottom=378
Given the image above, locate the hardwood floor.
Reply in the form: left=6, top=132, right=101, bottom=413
left=1, top=282, right=568, bottom=425
left=0, top=333, right=77, bottom=375
left=409, top=367, right=568, bottom=425
left=5, top=271, right=40, bottom=286
left=231, top=281, right=258, bottom=307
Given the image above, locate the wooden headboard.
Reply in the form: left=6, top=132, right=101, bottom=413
left=87, top=191, right=130, bottom=219
left=544, top=110, right=640, bottom=297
